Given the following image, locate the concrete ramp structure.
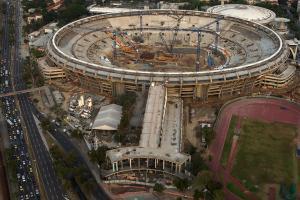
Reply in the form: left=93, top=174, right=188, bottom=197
left=140, top=83, right=166, bottom=148
left=105, top=83, right=190, bottom=181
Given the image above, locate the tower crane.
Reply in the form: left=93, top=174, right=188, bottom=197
left=191, top=16, right=224, bottom=71
left=169, top=13, right=186, bottom=53
left=159, top=12, right=186, bottom=53
left=159, top=32, right=171, bottom=52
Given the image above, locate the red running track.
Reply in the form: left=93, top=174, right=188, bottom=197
left=209, top=97, right=300, bottom=199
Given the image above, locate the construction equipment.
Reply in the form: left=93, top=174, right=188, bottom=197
left=207, top=51, right=215, bottom=67
left=140, top=14, right=143, bottom=36
left=105, top=31, right=135, bottom=53
left=156, top=51, right=177, bottom=62
left=169, top=14, right=185, bottom=53
left=66, top=26, right=139, bottom=61
left=158, top=12, right=186, bottom=53
left=195, top=31, right=202, bottom=71
left=191, top=16, right=224, bottom=71
left=159, top=32, right=171, bottom=52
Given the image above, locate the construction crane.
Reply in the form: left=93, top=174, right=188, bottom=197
left=207, top=51, right=215, bottom=67
left=159, top=32, right=171, bottom=52
left=140, top=14, right=143, bottom=36
left=112, top=30, right=117, bottom=60
left=195, top=31, right=202, bottom=72
left=168, top=13, right=186, bottom=53
left=191, top=16, right=224, bottom=71
left=158, top=12, right=186, bottom=54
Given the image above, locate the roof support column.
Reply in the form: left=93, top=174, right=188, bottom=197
left=129, top=158, right=132, bottom=169
left=112, top=162, right=115, bottom=172
left=163, top=160, right=165, bottom=170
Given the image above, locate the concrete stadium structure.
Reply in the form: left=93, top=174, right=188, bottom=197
left=47, top=10, right=292, bottom=99
left=37, top=57, right=66, bottom=80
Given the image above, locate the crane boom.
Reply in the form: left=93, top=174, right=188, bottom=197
left=192, top=16, right=224, bottom=71
left=159, top=32, right=171, bottom=52
left=170, top=15, right=184, bottom=53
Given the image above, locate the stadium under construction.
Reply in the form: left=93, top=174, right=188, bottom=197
left=47, top=9, right=295, bottom=100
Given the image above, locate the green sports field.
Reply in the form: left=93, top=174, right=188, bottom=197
left=231, top=117, right=298, bottom=196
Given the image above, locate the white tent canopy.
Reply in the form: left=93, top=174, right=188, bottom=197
left=92, top=104, right=122, bottom=131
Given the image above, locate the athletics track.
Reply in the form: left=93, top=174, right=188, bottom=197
left=209, top=97, right=300, bottom=200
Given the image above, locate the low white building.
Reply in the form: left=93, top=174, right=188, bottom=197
left=92, top=104, right=123, bottom=131
left=27, top=14, right=43, bottom=24
left=52, top=90, right=64, bottom=105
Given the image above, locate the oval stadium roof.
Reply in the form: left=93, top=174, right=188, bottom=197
left=207, top=4, right=276, bottom=24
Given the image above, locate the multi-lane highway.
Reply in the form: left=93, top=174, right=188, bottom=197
left=0, top=1, right=40, bottom=199
left=31, top=104, right=111, bottom=200
left=12, top=0, right=66, bottom=199
left=0, top=0, right=66, bottom=199
left=1, top=0, right=110, bottom=199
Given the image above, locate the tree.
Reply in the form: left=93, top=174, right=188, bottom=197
left=82, top=178, right=96, bottom=193
left=114, top=132, right=125, bottom=144
left=40, top=118, right=51, bottom=131
left=213, top=190, right=224, bottom=200
left=278, top=0, right=287, bottom=6
left=193, top=189, right=202, bottom=200
left=58, top=3, right=87, bottom=26
left=71, top=129, right=84, bottom=139
left=115, top=92, right=137, bottom=130
left=230, top=0, right=248, bottom=4
left=153, top=183, right=165, bottom=193
left=196, top=170, right=213, bottom=187
left=66, top=151, right=77, bottom=166
left=88, top=146, right=109, bottom=167
left=188, top=145, right=196, bottom=155
left=173, top=178, right=190, bottom=192
left=179, top=0, right=203, bottom=10
left=191, top=153, right=208, bottom=176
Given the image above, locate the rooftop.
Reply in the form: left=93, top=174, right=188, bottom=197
left=92, top=104, right=122, bottom=131
left=29, top=32, right=53, bottom=48
left=106, top=146, right=190, bottom=164
left=87, top=5, right=141, bottom=14
left=207, top=4, right=276, bottom=24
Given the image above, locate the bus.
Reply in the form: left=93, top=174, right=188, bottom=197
left=6, top=119, right=13, bottom=126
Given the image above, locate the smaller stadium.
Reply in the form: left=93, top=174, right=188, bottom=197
left=211, top=97, right=300, bottom=199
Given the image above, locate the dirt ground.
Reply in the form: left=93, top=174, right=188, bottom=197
left=184, top=103, right=216, bottom=148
